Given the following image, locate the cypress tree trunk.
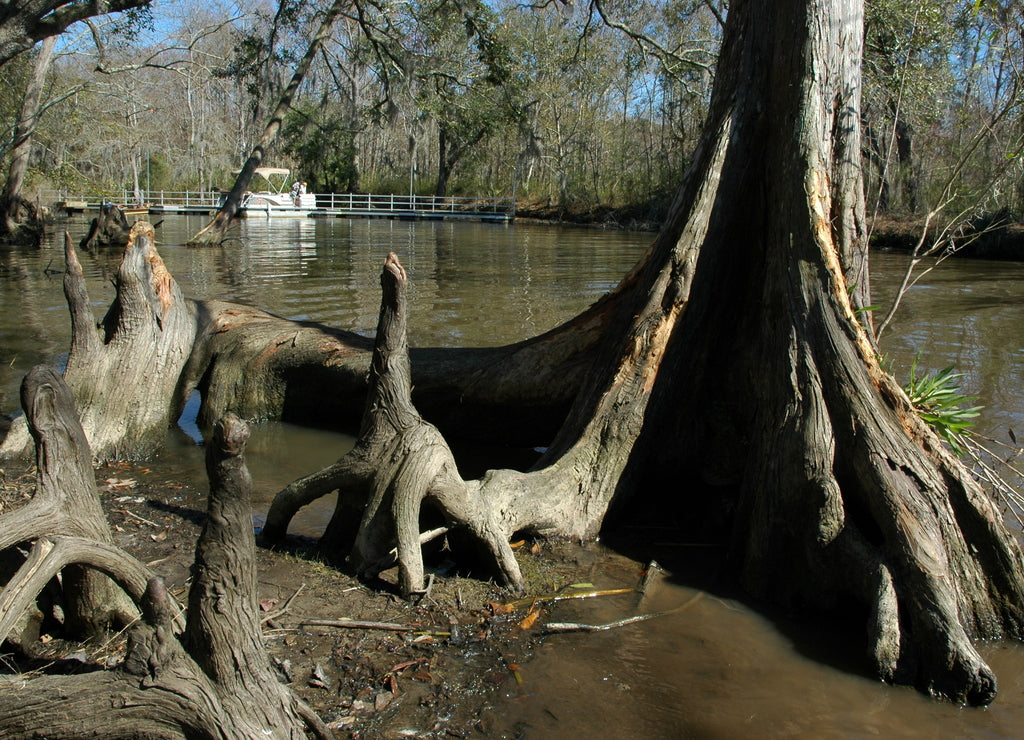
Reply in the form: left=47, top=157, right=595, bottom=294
left=0, top=36, right=54, bottom=245
left=266, top=0, right=1024, bottom=705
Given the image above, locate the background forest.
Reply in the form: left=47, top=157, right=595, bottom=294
left=0, top=0, right=1021, bottom=228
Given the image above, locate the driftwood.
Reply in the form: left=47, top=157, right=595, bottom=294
left=0, top=372, right=328, bottom=737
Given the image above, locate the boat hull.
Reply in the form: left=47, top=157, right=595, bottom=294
left=240, top=193, right=316, bottom=217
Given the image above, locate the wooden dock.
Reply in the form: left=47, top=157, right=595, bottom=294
left=51, top=191, right=515, bottom=222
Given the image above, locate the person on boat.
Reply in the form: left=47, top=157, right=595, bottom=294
left=291, top=180, right=302, bottom=206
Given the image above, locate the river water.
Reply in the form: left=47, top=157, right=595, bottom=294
left=4, top=215, right=1024, bottom=736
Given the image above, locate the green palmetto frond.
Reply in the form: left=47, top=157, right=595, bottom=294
left=904, top=355, right=982, bottom=456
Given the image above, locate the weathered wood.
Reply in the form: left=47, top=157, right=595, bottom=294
left=1, top=223, right=628, bottom=463
left=184, top=414, right=328, bottom=736
left=0, top=535, right=167, bottom=646
left=2, top=225, right=198, bottom=460
left=0, top=415, right=329, bottom=738
left=264, top=0, right=1024, bottom=707
left=266, top=254, right=526, bottom=595
left=3, top=0, right=1022, bottom=708
left=0, top=366, right=139, bottom=638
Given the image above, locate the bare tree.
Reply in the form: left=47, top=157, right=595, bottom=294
left=187, top=0, right=348, bottom=244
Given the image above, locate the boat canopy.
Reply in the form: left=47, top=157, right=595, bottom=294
left=251, top=167, right=292, bottom=194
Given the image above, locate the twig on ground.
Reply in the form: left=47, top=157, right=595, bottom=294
left=262, top=583, right=306, bottom=625
left=298, top=617, right=452, bottom=638
left=497, top=587, right=634, bottom=613
left=115, top=508, right=160, bottom=527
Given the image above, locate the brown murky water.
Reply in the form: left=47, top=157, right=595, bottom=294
left=4, top=216, right=1024, bottom=736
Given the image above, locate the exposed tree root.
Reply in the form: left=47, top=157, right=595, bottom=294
left=3, top=0, right=1024, bottom=711
left=0, top=391, right=329, bottom=737
left=0, top=365, right=139, bottom=639
left=265, top=254, right=527, bottom=595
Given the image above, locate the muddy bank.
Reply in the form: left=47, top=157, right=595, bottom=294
left=514, top=198, right=667, bottom=232
left=869, top=212, right=1024, bottom=260
left=0, top=458, right=652, bottom=739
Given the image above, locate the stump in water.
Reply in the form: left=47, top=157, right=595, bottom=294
left=79, top=203, right=131, bottom=250
left=0, top=195, right=44, bottom=247
left=0, top=378, right=328, bottom=738
left=1, top=223, right=198, bottom=460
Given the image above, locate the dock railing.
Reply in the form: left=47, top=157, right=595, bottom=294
left=38, top=189, right=516, bottom=219
left=314, top=192, right=516, bottom=217
left=39, top=189, right=223, bottom=211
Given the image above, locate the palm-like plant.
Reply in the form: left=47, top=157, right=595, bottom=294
left=904, top=356, right=982, bottom=455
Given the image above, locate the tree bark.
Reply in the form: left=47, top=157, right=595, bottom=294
left=1, top=225, right=198, bottom=460
left=266, top=0, right=1024, bottom=705
left=4, top=0, right=1023, bottom=708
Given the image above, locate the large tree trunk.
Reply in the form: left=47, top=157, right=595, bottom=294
left=266, top=0, right=1024, bottom=706
left=0, top=386, right=329, bottom=738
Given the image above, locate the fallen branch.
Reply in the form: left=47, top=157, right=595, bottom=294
left=299, top=618, right=412, bottom=632
left=543, top=592, right=705, bottom=633
left=495, top=586, right=634, bottom=613
left=298, top=617, right=451, bottom=638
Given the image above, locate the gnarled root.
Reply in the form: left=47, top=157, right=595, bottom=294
left=2, top=224, right=197, bottom=461
left=265, top=254, right=525, bottom=596
left=0, top=366, right=139, bottom=639
left=0, top=400, right=328, bottom=737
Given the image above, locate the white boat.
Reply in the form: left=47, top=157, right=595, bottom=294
left=239, top=167, right=316, bottom=217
